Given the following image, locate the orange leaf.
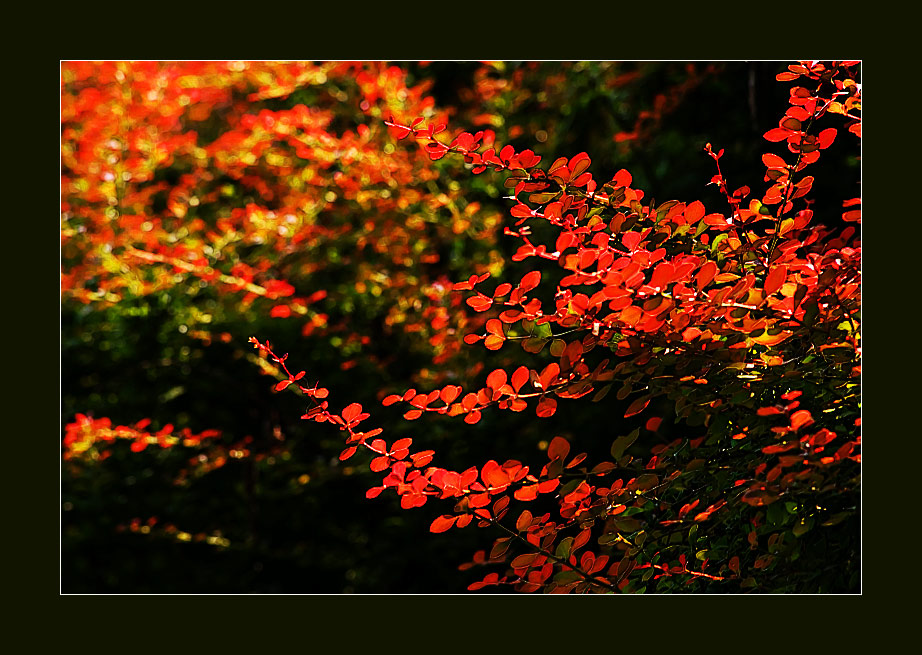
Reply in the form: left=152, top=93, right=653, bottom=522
left=484, top=334, right=505, bottom=350
left=685, top=200, right=705, bottom=224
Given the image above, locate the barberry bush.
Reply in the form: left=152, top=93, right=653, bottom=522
left=62, top=61, right=859, bottom=593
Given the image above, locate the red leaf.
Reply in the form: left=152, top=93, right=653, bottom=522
left=466, top=296, right=493, bottom=312
left=538, top=479, right=559, bottom=494
left=464, top=410, right=482, bottom=424
left=685, top=200, right=705, bottom=224
left=511, top=366, right=530, bottom=393
left=391, top=438, right=412, bottom=452
left=612, top=169, right=632, bottom=187
left=382, top=394, right=402, bottom=407
left=387, top=124, right=412, bottom=140
left=704, top=213, right=731, bottom=227
left=514, top=484, right=539, bottom=501
left=649, top=262, right=676, bottom=289
left=440, top=385, right=461, bottom=404
left=791, top=409, right=814, bottom=430
left=486, top=368, right=508, bottom=390
left=430, top=515, right=458, bottom=533
left=341, top=403, right=363, bottom=424
left=762, top=153, right=788, bottom=169
left=486, top=319, right=504, bottom=336
left=569, top=152, right=591, bottom=178
left=548, top=436, right=570, bottom=461
left=510, top=203, right=533, bottom=219
left=573, top=527, right=591, bottom=551
left=493, top=283, right=512, bottom=298
left=519, top=270, right=541, bottom=293
left=339, top=446, right=357, bottom=461
left=411, top=450, right=435, bottom=467
left=764, top=127, right=793, bottom=142
left=622, top=231, right=642, bottom=252
left=624, top=396, right=650, bottom=418
left=817, top=128, right=837, bottom=149
left=536, top=396, right=557, bottom=418
left=538, top=362, right=560, bottom=390
left=695, top=261, right=718, bottom=291
left=370, top=456, right=390, bottom=472
left=764, top=265, right=787, bottom=295
left=275, top=380, right=292, bottom=392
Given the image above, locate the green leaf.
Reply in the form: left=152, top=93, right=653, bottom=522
left=529, top=191, right=559, bottom=204
left=554, top=570, right=582, bottom=584
left=710, top=232, right=729, bottom=253
left=792, top=517, right=814, bottom=537
left=611, top=428, right=640, bottom=460
left=556, top=536, right=574, bottom=559
left=614, top=517, right=643, bottom=532
left=597, top=532, right=619, bottom=546
left=802, top=301, right=820, bottom=328
left=821, top=511, right=851, bottom=527
left=521, top=337, right=547, bottom=353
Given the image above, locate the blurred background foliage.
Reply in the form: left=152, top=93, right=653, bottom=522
left=61, top=61, right=856, bottom=593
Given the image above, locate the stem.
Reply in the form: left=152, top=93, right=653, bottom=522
left=490, top=519, right=620, bottom=593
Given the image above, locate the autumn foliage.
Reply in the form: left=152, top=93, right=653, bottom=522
left=62, top=61, right=860, bottom=593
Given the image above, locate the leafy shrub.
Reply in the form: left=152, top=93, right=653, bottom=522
left=62, top=61, right=860, bottom=593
